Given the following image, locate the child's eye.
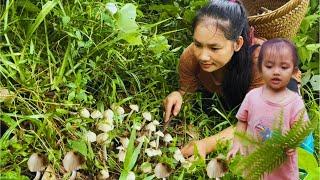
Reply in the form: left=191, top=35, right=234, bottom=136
left=265, top=65, right=272, bottom=69
left=281, top=66, right=289, bottom=69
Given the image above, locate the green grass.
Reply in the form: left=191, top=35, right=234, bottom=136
left=0, top=0, right=319, bottom=179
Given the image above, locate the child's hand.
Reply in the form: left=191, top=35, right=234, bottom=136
left=286, top=148, right=296, bottom=156
left=227, top=140, right=244, bottom=160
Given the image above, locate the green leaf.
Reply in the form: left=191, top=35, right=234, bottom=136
left=310, top=75, right=320, bottom=91
left=297, top=46, right=312, bottom=63
left=306, top=43, right=320, bottom=52
left=298, top=148, right=318, bottom=173
left=301, top=70, right=311, bottom=87
left=16, top=0, right=40, bottom=12
left=299, top=14, right=319, bottom=33
left=68, top=140, right=87, bottom=157
left=62, top=16, right=70, bottom=26
left=148, top=35, right=171, bottom=55
left=27, top=0, right=58, bottom=38
left=117, top=4, right=138, bottom=33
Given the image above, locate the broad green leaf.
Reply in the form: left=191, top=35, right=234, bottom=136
left=148, top=35, right=171, bottom=55
left=27, top=0, right=58, bottom=38
left=16, top=0, right=40, bottom=12
left=299, top=14, right=319, bottom=33
left=119, top=32, right=142, bottom=45
left=68, top=140, right=87, bottom=157
left=301, top=70, right=311, bottom=87
left=306, top=43, right=320, bottom=52
left=117, top=3, right=138, bottom=33
left=298, top=148, right=319, bottom=180
left=310, top=75, right=320, bottom=91
left=297, top=47, right=312, bottom=63
left=62, top=16, right=70, bottom=26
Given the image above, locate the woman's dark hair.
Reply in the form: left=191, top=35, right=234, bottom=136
left=192, top=0, right=252, bottom=108
left=258, top=38, right=299, bottom=72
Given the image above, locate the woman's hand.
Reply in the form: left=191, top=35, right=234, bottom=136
left=163, top=91, right=184, bottom=122
left=181, top=139, right=207, bottom=159
left=227, top=140, right=245, bottom=159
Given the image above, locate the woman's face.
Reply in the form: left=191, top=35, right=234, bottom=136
left=193, top=21, right=238, bottom=72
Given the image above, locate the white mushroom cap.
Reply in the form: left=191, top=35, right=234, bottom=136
left=154, top=163, right=170, bottom=178
left=85, top=131, right=97, bottom=143
left=164, top=134, right=173, bottom=143
left=63, top=151, right=85, bottom=172
left=97, top=169, right=110, bottom=179
left=97, top=123, right=114, bottom=132
left=149, top=140, right=157, bottom=148
left=28, top=153, right=46, bottom=172
left=145, top=148, right=162, bottom=157
left=142, top=111, right=152, bottom=121
left=173, top=149, right=185, bottom=163
left=127, top=171, right=135, bottom=180
left=145, top=122, right=156, bottom=132
left=132, top=122, right=142, bottom=130
left=120, top=137, right=129, bottom=149
left=206, top=155, right=227, bottom=178
left=118, top=150, right=126, bottom=162
left=152, top=120, right=160, bottom=126
left=116, top=106, right=125, bottom=115
left=129, top=104, right=139, bottom=112
left=91, top=110, right=103, bottom=119
left=141, top=162, right=152, bottom=173
left=106, top=3, right=118, bottom=15
left=79, top=108, right=90, bottom=118
left=97, top=133, right=109, bottom=144
left=103, top=109, right=114, bottom=123
left=155, top=131, right=164, bottom=137
left=136, top=135, right=148, bottom=143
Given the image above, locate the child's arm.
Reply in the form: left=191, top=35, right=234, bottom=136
left=227, top=120, right=247, bottom=159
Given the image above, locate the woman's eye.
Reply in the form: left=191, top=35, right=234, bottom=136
left=210, top=47, right=220, bottom=51
left=194, top=43, right=201, bottom=47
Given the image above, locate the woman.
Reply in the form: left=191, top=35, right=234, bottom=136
left=163, top=0, right=301, bottom=158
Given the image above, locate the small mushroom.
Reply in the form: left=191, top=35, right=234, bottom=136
left=63, top=151, right=85, bottom=180
left=105, top=2, right=118, bottom=15
left=136, top=135, right=147, bottom=143
left=142, top=111, right=152, bottom=121
left=154, top=163, right=170, bottom=179
left=132, top=122, right=142, bottom=130
left=28, top=153, right=47, bottom=180
left=97, top=133, right=109, bottom=161
left=155, top=131, right=164, bottom=149
left=117, top=146, right=126, bottom=162
left=120, top=137, right=129, bottom=149
left=145, top=122, right=156, bottom=137
left=97, top=169, right=110, bottom=180
left=79, top=108, right=90, bottom=118
left=163, top=134, right=173, bottom=145
left=145, top=148, right=162, bottom=157
left=173, top=149, right=185, bottom=163
left=127, top=171, right=135, bottom=180
left=103, top=109, right=114, bottom=124
left=129, top=104, right=139, bottom=112
left=206, top=154, right=228, bottom=179
left=152, top=120, right=160, bottom=126
left=85, top=131, right=97, bottom=143
left=97, top=123, right=114, bottom=132
left=116, top=106, right=125, bottom=115
left=149, top=140, right=157, bottom=148
left=91, top=110, right=103, bottom=119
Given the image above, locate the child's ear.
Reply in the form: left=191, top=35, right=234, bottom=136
left=234, top=36, right=244, bottom=52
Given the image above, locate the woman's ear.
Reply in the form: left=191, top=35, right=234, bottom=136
left=233, top=36, right=244, bottom=52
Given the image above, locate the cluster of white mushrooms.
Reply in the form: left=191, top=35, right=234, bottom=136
left=27, top=103, right=228, bottom=179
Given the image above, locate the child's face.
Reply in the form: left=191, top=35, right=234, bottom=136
left=261, top=47, right=295, bottom=91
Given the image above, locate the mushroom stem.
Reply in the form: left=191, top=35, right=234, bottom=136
left=156, top=136, right=160, bottom=149
left=34, top=171, right=41, bottom=180
left=70, top=170, right=77, bottom=180
left=103, top=144, right=108, bottom=161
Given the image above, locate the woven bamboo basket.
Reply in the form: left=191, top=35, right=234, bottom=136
left=241, top=0, right=310, bottom=39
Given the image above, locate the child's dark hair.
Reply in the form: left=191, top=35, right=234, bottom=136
left=258, top=38, right=299, bottom=72
left=192, top=0, right=251, bottom=108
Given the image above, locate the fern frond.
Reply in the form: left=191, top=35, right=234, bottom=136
left=234, top=111, right=317, bottom=180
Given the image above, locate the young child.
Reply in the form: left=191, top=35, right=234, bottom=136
left=227, top=38, right=309, bottom=180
